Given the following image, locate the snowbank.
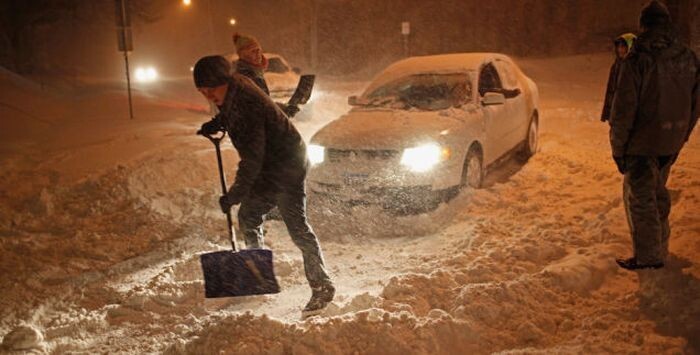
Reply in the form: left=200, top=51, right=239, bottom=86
left=1, top=53, right=698, bottom=354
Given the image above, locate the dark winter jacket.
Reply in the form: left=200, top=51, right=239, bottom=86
left=601, top=58, right=622, bottom=122
left=235, top=59, right=298, bottom=117
left=234, top=60, right=270, bottom=95
left=213, top=74, right=308, bottom=204
left=610, top=26, right=700, bottom=157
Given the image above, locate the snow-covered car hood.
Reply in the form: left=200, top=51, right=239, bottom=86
left=311, top=108, right=467, bottom=149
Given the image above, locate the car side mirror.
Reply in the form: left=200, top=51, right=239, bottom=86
left=293, top=67, right=302, bottom=74
left=348, top=95, right=359, bottom=106
left=482, top=92, right=506, bottom=106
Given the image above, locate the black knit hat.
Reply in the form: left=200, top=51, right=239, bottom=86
left=640, top=0, right=671, bottom=29
left=193, top=55, right=231, bottom=88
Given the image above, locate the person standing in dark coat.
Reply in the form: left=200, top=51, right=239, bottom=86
left=232, top=33, right=300, bottom=118
left=609, top=0, right=700, bottom=270
left=193, top=55, right=334, bottom=316
left=601, top=33, right=636, bottom=122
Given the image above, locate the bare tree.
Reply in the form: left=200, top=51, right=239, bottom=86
left=0, top=0, right=168, bottom=74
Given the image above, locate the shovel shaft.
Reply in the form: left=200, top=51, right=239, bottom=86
left=212, top=137, right=238, bottom=251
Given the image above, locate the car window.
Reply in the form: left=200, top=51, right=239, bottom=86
left=494, top=59, right=519, bottom=89
left=478, top=63, right=503, bottom=97
left=362, top=73, right=472, bottom=111
left=266, top=58, right=289, bottom=74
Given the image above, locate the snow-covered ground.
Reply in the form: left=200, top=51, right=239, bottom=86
left=1, top=53, right=698, bottom=354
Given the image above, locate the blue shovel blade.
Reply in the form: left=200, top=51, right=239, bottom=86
left=200, top=249, right=280, bottom=298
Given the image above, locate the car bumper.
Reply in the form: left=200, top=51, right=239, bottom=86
left=307, top=152, right=462, bottom=207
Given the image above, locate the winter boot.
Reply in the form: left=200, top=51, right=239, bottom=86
left=301, top=283, right=335, bottom=318
left=616, top=257, right=664, bottom=270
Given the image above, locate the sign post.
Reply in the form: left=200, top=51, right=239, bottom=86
left=115, top=0, right=134, bottom=119
left=401, top=21, right=411, bottom=57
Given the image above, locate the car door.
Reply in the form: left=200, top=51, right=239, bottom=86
left=478, top=62, right=510, bottom=163
left=494, top=58, right=528, bottom=150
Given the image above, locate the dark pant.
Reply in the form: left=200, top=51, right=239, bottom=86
left=238, top=183, right=331, bottom=289
left=622, top=155, right=675, bottom=264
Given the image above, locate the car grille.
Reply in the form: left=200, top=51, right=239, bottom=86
left=327, top=148, right=400, bottom=163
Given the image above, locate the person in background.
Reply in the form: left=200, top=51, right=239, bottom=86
left=601, top=33, right=636, bottom=122
left=609, top=0, right=699, bottom=270
left=232, top=33, right=300, bottom=118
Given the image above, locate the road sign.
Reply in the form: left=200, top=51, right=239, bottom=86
left=401, top=21, right=410, bottom=35
left=115, top=0, right=133, bottom=52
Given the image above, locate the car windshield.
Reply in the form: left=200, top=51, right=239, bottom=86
left=266, top=58, right=289, bottom=74
left=361, top=73, right=472, bottom=111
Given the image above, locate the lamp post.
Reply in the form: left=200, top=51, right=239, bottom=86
left=115, top=0, right=134, bottom=119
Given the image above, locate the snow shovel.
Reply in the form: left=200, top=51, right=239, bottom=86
left=197, top=129, right=280, bottom=298
left=287, top=74, right=315, bottom=107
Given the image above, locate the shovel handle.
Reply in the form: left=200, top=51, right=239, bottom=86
left=199, top=129, right=238, bottom=251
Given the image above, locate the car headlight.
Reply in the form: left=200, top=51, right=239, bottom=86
left=308, top=144, right=325, bottom=165
left=400, top=143, right=448, bottom=172
left=135, top=66, right=158, bottom=83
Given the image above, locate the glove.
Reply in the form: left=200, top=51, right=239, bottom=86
left=198, top=117, right=224, bottom=136
left=219, top=194, right=236, bottom=214
left=283, top=104, right=300, bottom=118
left=613, top=155, right=626, bottom=174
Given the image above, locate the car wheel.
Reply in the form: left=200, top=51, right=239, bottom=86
left=518, top=114, right=538, bottom=162
left=462, top=147, right=483, bottom=189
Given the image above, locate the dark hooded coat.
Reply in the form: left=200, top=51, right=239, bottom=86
left=610, top=26, right=700, bottom=156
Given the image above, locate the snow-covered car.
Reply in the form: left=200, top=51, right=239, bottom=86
left=224, top=52, right=300, bottom=101
left=307, top=53, right=539, bottom=211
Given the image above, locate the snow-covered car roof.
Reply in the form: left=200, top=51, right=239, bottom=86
left=364, top=52, right=512, bottom=95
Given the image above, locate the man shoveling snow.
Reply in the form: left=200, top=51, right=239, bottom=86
left=193, top=55, right=335, bottom=317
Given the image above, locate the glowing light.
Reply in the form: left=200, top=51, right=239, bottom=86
left=183, top=0, right=191, bottom=6
left=135, top=67, right=158, bottom=83
left=229, top=18, right=237, bottom=26
left=400, top=143, right=443, bottom=172
left=308, top=144, right=325, bottom=165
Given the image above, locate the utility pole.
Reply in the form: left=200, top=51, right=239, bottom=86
left=664, top=0, right=693, bottom=45
left=115, top=0, right=134, bottom=119
left=693, top=1, right=700, bottom=53
left=310, top=0, right=319, bottom=70
left=401, top=21, right=411, bottom=57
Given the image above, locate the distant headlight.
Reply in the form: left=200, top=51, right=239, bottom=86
left=400, top=143, right=447, bottom=172
left=135, top=67, right=158, bottom=83
left=308, top=144, right=325, bottom=165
